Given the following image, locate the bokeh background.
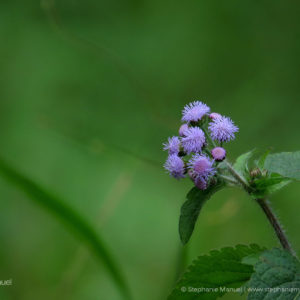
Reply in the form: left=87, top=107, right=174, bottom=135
left=0, top=1, right=299, bottom=299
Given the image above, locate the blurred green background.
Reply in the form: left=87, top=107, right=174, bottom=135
left=0, top=1, right=299, bottom=299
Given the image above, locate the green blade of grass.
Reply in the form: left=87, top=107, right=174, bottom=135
left=0, top=157, right=131, bottom=300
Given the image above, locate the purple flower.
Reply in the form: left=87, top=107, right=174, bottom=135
left=195, top=178, right=208, bottom=190
left=208, top=116, right=239, bottom=142
left=188, top=169, right=207, bottom=190
left=209, top=112, right=222, bottom=120
left=188, top=154, right=216, bottom=189
left=182, top=127, right=206, bottom=154
left=211, top=147, right=226, bottom=161
left=164, top=154, right=185, bottom=179
left=179, top=124, right=189, bottom=137
left=182, top=101, right=210, bottom=123
left=163, top=136, right=181, bottom=154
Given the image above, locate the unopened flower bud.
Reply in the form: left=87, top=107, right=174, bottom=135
left=211, top=147, right=226, bottom=161
left=250, top=168, right=262, bottom=178
left=209, top=112, right=222, bottom=120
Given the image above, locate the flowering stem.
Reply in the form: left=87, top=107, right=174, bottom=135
left=256, top=198, right=296, bottom=257
left=224, top=161, right=296, bottom=256
left=219, top=175, right=238, bottom=185
left=224, top=161, right=253, bottom=193
left=202, top=127, right=217, bottom=148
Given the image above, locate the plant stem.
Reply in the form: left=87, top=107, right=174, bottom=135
left=224, top=160, right=253, bottom=193
left=256, top=198, right=296, bottom=257
left=219, top=175, right=238, bottom=185
left=223, top=160, right=296, bottom=257
left=202, top=127, right=217, bottom=148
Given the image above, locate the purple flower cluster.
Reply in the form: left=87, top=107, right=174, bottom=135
left=163, top=100, right=239, bottom=190
left=182, top=101, right=210, bottom=123
left=188, top=154, right=216, bottom=190
left=164, top=154, right=185, bottom=179
left=163, top=136, right=180, bottom=155
left=182, top=127, right=205, bottom=154
left=208, top=116, right=238, bottom=143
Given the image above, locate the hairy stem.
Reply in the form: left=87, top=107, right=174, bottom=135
left=202, top=126, right=217, bottom=148
left=219, top=175, right=238, bottom=185
left=223, top=160, right=296, bottom=256
left=224, top=161, right=253, bottom=193
left=256, top=198, right=296, bottom=256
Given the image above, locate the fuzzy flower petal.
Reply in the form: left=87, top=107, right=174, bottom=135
left=211, top=147, right=226, bottom=161
left=195, top=177, right=207, bottom=190
left=182, top=127, right=206, bottom=154
left=164, top=154, right=185, bottom=179
left=209, top=112, right=222, bottom=120
left=179, top=124, right=189, bottom=137
left=163, top=136, right=181, bottom=155
left=208, top=116, right=239, bottom=142
left=182, top=101, right=210, bottom=123
left=188, top=154, right=216, bottom=189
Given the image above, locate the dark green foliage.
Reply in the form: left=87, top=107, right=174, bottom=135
left=251, top=173, right=291, bottom=198
left=169, top=244, right=265, bottom=300
left=233, top=150, right=255, bottom=176
left=264, top=152, right=300, bottom=181
left=247, top=248, right=300, bottom=300
left=233, top=150, right=255, bottom=177
left=257, top=150, right=270, bottom=170
left=179, top=181, right=224, bottom=245
left=232, top=150, right=297, bottom=197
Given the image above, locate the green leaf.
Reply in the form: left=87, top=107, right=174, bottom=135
left=169, top=244, right=266, bottom=300
left=0, top=158, right=131, bottom=300
left=257, top=150, right=270, bottom=170
left=252, top=173, right=291, bottom=197
left=242, top=253, right=263, bottom=267
left=264, top=151, right=300, bottom=180
left=247, top=248, right=300, bottom=300
left=233, top=150, right=255, bottom=177
left=179, top=180, right=224, bottom=245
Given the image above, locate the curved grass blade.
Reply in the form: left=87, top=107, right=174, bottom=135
left=0, top=157, right=131, bottom=300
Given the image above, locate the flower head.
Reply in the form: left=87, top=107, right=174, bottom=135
left=195, top=178, right=208, bottom=190
left=208, top=116, right=239, bottom=142
left=179, top=124, right=189, bottom=137
left=182, top=101, right=210, bottom=123
left=188, top=154, right=216, bottom=189
left=209, top=112, right=222, bottom=120
left=164, top=154, right=185, bottom=179
left=211, top=147, right=226, bottom=161
left=182, top=127, right=205, bottom=154
left=163, top=136, right=181, bottom=155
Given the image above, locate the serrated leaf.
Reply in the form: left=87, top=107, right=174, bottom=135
left=264, top=151, right=300, bottom=180
left=179, top=181, right=224, bottom=245
left=247, top=248, right=300, bottom=300
left=234, top=150, right=255, bottom=177
left=242, top=253, right=263, bottom=266
left=169, top=244, right=266, bottom=300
